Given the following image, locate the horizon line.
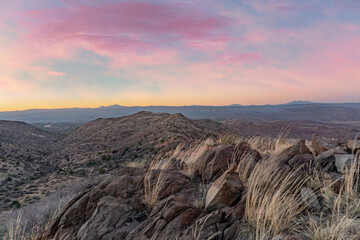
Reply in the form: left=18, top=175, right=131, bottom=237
left=2, top=100, right=360, bottom=112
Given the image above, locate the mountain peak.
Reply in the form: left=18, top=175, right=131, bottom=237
left=286, top=100, right=313, bottom=105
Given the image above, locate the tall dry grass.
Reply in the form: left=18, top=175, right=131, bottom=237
left=180, top=138, right=216, bottom=179
left=302, top=151, right=360, bottom=240
left=144, top=170, right=166, bottom=209
left=148, top=157, right=173, bottom=171
left=243, top=161, right=308, bottom=240
left=4, top=212, right=66, bottom=240
left=245, top=126, right=296, bottom=157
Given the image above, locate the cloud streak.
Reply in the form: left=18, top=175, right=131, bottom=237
left=48, top=71, right=66, bottom=76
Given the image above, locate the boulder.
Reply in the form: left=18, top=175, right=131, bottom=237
left=201, top=144, right=235, bottom=182
left=334, top=154, right=356, bottom=173
left=288, top=153, right=314, bottom=168
left=312, top=134, right=338, bottom=154
left=179, top=141, right=261, bottom=183
left=268, top=140, right=312, bottom=167
left=205, top=165, right=244, bottom=211
left=76, top=196, right=140, bottom=240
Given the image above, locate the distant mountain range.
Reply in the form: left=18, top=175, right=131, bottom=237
left=1, top=101, right=360, bottom=123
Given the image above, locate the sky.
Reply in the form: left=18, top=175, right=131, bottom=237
left=1, top=0, right=360, bottom=111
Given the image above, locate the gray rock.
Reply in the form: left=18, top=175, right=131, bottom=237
left=335, top=154, right=356, bottom=173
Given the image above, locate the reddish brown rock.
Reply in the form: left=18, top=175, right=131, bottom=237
left=269, top=140, right=312, bottom=167
left=202, top=144, right=235, bottom=181
left=312, top=134, right=338, bottom=154
left=205, top=165, right=244, bottom=211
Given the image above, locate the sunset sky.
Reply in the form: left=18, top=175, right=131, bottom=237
left=1, top=0, right=360, bottom=111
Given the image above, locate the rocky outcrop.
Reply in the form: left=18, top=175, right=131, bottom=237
left=36, top=135, right=360, bottom=240
left=43, top=167, right=148, bottom=240
left=40, top=146, right=250, bottom=240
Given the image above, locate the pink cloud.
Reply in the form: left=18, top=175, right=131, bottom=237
left=277, top=3, right=298, bottom=12
left=20, top=1, right=229, bottom=54
left=185, top=34, right=235, bottom=52
left=109, top=49, right=179, bottom=68
left=48, top=71, right=66, bottom=76
left=216, top=52, right=262, bottom=65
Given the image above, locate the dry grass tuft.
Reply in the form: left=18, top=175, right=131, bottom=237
left=180, top=138, right=215, bottom=179
left=190, top=214, right=212, bottom=240
left=4, top=211, right=70, bottom=240
left=244, top=161, right=308, bottom=239
left=125, top=158, right=147, bottom=168
left=192, top=182, right=208, bottom=211
left=149, top=157, right=174, bottom=171
left=218, top=133, right=239, bottom=145
left=245, top=126, right=296, bottom=157
left=144, top=170, right=166, bottom=209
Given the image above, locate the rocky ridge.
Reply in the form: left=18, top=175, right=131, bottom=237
left=36, top=134, right=360, bottom=240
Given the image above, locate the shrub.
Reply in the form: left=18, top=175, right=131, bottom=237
left=10, top=201, right=20, bottom=209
